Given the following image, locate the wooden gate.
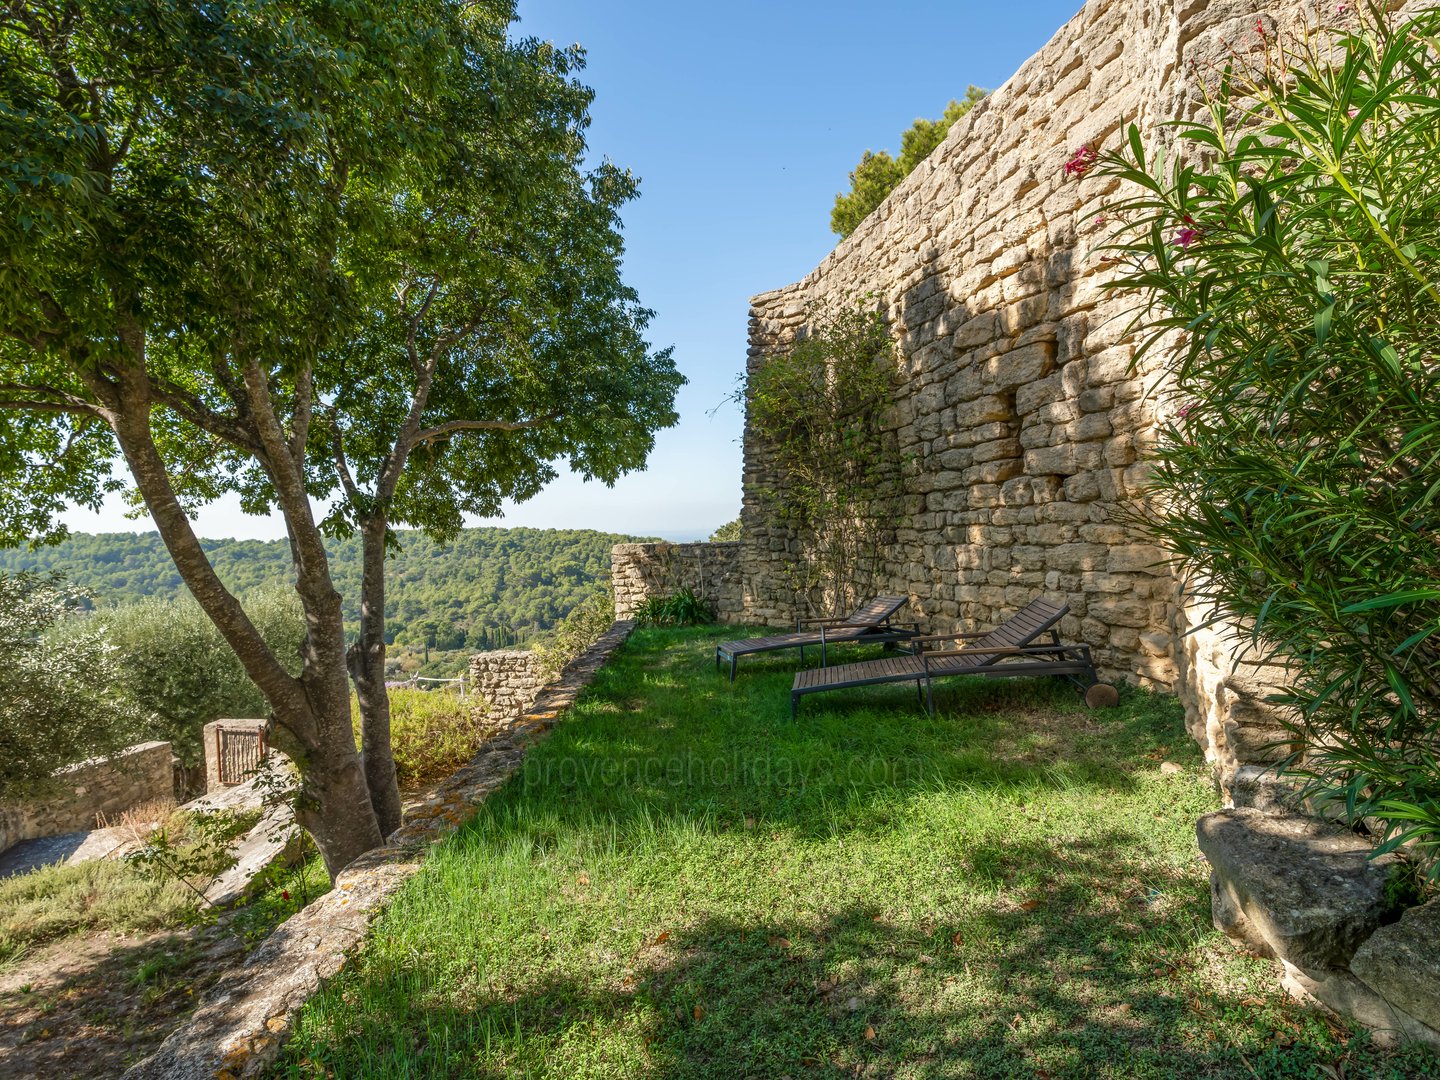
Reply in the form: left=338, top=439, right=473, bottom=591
left=216, top=725, right=266, bottom=785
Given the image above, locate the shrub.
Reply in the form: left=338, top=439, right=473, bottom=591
left=0, top=573, right=149, bottom=798
left=533, top=587, right=615, bottom=677
left=708, top=517, right=741, bottom=542
left=80, top=587, right=306, bottom=767
left=632, top=586, right=713, bottom=629
left=1097, top=8, right=1440, bottom=874
left=359, top=688, right=488, bottom=789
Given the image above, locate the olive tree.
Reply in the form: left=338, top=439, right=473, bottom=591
left=0, top=0, right=680, bottom=874
left=0, top=573, right=147, bottom=796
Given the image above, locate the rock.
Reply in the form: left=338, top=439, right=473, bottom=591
left=1282, top=960, right=1440, bottom=1050
left=1159, top=761, right=1183, bottom=776
left=1197, top=808, right=1397, bottom=970
left=1351, top=897, right=1440, bottom=1039
left=203, top=802, right=302, bottom=908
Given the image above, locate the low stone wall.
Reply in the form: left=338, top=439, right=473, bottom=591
left=0, top=741, right=175, bottom=855
left=126, top=620, right=637, bottom=1080
left=611, top=541, right=743, bottom=621
left=468, top=650, right=545, bottom=721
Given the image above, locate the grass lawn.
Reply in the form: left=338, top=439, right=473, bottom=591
left=282, top=627, right=1440, bottom=1079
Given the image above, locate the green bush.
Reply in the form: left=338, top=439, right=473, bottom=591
left=80, top=587, right=306, bottom=767
left=0, top=573, right=149, bottom=798
left=632, top=586, right=713, bottom=628
left=533, top=587, right=615, bottom=677
left=708, top=517, right=741, bottom=542
left=359, top=688, right=489, bottom=789
left=1097, top=7, right=1440, bottom=874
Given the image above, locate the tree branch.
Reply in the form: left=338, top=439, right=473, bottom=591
left=407, top=414, right=558, bottom=449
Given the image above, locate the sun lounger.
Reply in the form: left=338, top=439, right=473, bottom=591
left=714, top=594, right=917, bottom=681
left=789, top=597, right=1109, bottom=716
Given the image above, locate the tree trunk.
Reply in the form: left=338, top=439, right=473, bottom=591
left=348, top=516, right=403, bottom=837
left=107, top=366, right=383, bottom=878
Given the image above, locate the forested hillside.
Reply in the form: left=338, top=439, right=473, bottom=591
left=0, top=528, right=650, bottom=650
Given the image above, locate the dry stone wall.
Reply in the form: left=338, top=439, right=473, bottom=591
left=611, top=541, right=743, bottom=622
left=739, top=0, right=1419, bottom=797
left=0, top=741, right=175, bottom=854
left=469, top=650, right=547, bottom=721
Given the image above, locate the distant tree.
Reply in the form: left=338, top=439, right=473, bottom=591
left=75, top=588, right=307, bottom=768
left=0, top=0, right=680, bottom=874
left=709, top=518, right=741, bottom=542
left=0, top=574, right=146, bottom=797
left=830, top=88, right=988, bottom=239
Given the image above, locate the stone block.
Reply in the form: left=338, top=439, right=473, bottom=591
left=1197, top=808, right=1398, bottom=971
left=1282, top=962, right=1440, bottom=1050
left=986, top=341, right=1055, bottom=390
left=1025, top=442, right=1102, bottom=477
left=1351, top=898, right=1440, bottom=1040
left=1107, top=544, right=1168, bottom=573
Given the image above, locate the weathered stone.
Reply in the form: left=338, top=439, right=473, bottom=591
left=1198, top=808, right=1398, bottom=970
left=1282, top=961, right=1440, bottom=1050
left=203, top=801, right=302, bottom=908
left=1351, top=898, right=1440, bottom=1038
left=0, top=741, right=174, bottom=857
left=611, top=542, right=742, bottom=622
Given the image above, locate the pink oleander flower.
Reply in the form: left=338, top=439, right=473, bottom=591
left=1094, top=213, right=1108, bottom=227
left=1175, top=214, right=1202, bottom=250
left=1177, top=401, right=1199, bottom=421
left=1063, top=145, right=1098, bottom=179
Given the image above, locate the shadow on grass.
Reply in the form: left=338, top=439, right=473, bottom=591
left=280, top=628, right=1440, bottom=1079
left=285, top=832, right=1434, bottom=1079
left=0, top=927, right=217, bottom=1078
left=502, top=626, right=1184, bottom=829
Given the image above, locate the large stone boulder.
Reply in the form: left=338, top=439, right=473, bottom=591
left=1197, top=807, right=1397, bottom=970
left=1351, top=897, right=1440, bottom=1042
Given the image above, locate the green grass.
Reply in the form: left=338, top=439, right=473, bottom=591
left=0, top=858, right=194, bottom=967
left=281, top=627, right=1440, bottom=1079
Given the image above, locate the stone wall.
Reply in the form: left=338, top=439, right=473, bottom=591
left=737, top=0, right=1425, bottom=799
left=0, top=741, right=175, bottom=854
left=468, top=650, right=547, bottom=722
left=611, top=541, right=743, bottom=622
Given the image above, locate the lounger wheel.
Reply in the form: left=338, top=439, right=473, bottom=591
left=1085, top=683, right=1119, bottom=709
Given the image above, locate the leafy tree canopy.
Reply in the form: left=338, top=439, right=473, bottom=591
left=830, top=88, right=987, bottom=239
left=0, top=0, right=681, bottom=871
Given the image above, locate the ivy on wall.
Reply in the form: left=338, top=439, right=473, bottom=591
left=742, top=302, right=904, bottom=616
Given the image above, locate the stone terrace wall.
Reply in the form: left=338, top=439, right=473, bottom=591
left=469, top=650, right=547, bottom=722
left=740, top=0, right=1407, bottom=796
left=611, top=542, right=743, bottom=622
left=0, top=740, right=175, bottom=854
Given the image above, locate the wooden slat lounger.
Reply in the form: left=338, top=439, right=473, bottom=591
left=715, top=595, right=918, bottom=682
left=789, top=597, right=1109, bottom=717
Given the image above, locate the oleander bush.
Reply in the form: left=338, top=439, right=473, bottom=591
left=1096, top=6, right=1440, bottom=874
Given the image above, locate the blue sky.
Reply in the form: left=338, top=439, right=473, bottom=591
left=62, top=0, right=1083, bottom=542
